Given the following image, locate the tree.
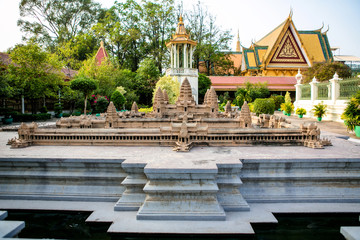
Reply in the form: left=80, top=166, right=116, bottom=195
left=111, top=90, right=126, bottom=110
left=93, top=0, right=145, bottom=71
left=134, top=58, right=160, bottom=105
left=18, top=0, right=101, bottom=48
left=153, top=76, right=180, bottom=104
left=78, top=56, right=118, bottom=98
left=7, top=42, right=64, bottom=114
left=141, top=0, right=176, bottom=72
left=198, top=73, right=211, bottom=102
left=303, top=62, right=352, bottom=83
left=185, top=1, right=232, bottom=74
left=0, top=60, right=13, bottom=104
left=70, top=75, right=97, bottom=115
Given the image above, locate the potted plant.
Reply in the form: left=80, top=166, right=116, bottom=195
left=295, top=108, right=307, bottom=118
left=341, top=91, right=360, bottom=137
left=280, top=102, right=294, bottom=116
left=312, top=102, right=327, bottom=121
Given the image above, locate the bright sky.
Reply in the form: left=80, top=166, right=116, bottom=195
left=1, top=0, right=359, bottom=57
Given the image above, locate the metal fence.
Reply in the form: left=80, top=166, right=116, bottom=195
left=317, top=82, right=331, bottom=100
left=339, top=78, right=360, bottom=99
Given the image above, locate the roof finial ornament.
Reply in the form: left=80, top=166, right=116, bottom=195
left=316, top=22, right=324, bottom=31
left=236, top=29, right=241, bottom=52
left=179, top=14, right=183, bottom=23
left=289, top=7, right=293, bottom=19
left=323, top=25, right=330, bottom=34
left=100, top=40, right=104, bottom=48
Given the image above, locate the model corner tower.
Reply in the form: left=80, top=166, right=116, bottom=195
left=166, top=15, right=199, bottom=103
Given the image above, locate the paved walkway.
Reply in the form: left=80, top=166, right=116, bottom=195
left=275, top=111, right=359, bottom=139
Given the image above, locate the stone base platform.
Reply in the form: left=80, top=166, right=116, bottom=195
left=0, top=131, right=360, bottom=235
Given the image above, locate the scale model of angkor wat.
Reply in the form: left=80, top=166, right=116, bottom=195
left=9, top=79, right=330, bottom=151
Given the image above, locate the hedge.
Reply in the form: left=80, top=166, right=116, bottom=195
left=12, top=113, right=52, bottom=122
left=253, top=98, right=275, bottom=116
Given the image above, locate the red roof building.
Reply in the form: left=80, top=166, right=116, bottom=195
left=210, top=76, right=296, bottom=92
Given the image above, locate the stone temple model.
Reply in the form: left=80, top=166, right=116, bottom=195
left=10, top=78, right=330, bottom=151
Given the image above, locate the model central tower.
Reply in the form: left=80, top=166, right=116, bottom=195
left=166, top=15, right=199, bottom=103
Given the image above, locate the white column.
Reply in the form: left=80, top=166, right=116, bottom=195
left=176, top=45, right=180, bottom=68
left=183, top=44, right=187, bottom=69
left=310, top=77, right=318, bottom=103
left=170, top=46, right=173, bottom=68
left=295, top=83, right=302, bottom=102
left=21, top=95, right=25, bottom=114
left=330, top=72, right=341, bottom=104
left=190, top=45, right=193, bottom=68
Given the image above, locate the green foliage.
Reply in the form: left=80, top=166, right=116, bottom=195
left=235, top=95, right=245, bottom=109
left=185, top=1, right=233, bottom=75
left=198, top=74, right=212, bottom=102
left=95, top=96, right=109, bottom=113
left=134, top=58, right=160, bottom=105
left=12, top=112, right=51, bottom=122
left=295, top=108, right=307, bottom=116
left=70, top=75, right=97, bottom=115
left=270, top=95, right=285, bottom=110
left=341, top=91, right=360, bottom=131
left=115, top=69, right=137, bottom=90
left=253, top=98, right=275, bottom=116
left=18, top=0, right=101, bottom=48
left=285, top=91, right=291, bottom=103
left=111, top=90, right=126, bottom=110
left=39, top=106, right=48, bottom=113
left=78, top=57, right=118, bottom=97
left=219, top=92, right=230, bottom=105
left=0, top=62, right=12, bottom=100
left=235, top=82, right=270, bottom=104
left=7, top=42, right=63, bottom=114
left=247, top=102, right=254, bottom=112
left=312, top=102, right=327, bottom=118
left=153, top=76, right=179, bottom=104
left=124, top=91, right=139, bottom=110
left=281, top=102, right=294, bottom=114
left=54, top=103, right=63, bottom=117
left=303, top=62, right=352, bottom=83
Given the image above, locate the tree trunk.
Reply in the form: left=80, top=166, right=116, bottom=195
left=84, top=95, right=87, bottom=115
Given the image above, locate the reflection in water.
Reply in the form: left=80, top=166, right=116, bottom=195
left=5, top=211, right=360, bottom=240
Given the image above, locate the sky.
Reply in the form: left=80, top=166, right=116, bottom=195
left=1, top=0, right=359, bottom=57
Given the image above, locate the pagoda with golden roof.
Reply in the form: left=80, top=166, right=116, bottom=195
left=166, top=15, right=199, bottom=103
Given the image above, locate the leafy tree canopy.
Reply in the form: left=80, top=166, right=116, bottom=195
left=153, top=76, right=180, bottom=104
left=198, top=73, right=211, bottom=102
left=18, top=0, right=101, bottom=48
left=303, top=62, right=352, bottom=83
left=70, top=74, right=98, bottom=114
left=7, top=42, right=64, bottom=113
left=111, top=90, right=126, bottom=110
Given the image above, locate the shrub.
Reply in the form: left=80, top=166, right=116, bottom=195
left=312, top=102, right=327, bottom=118
left=271, top=95, right=285, bottom=110
left=248, top=103, right=254, bottom=112
left=54, top=103, right=62, bottom=117
left=295, top=108, right=307, bottom=116
left=138, top=107, right=153, bottom=113
left=285, top=91, right=291, bottom=103
left=235, top=95, right=245, bottom=109
left=39, top=106, right=48, bottom=113
left=341, top=91, right=360, bottom=131
left=253, top=98, right=275, bottom=116
left=281, top=102, right=294, bottom=114
left=12, top=113, right=51, bottom=122
left=111, top=90, right=126, bottom=110
left=95, top=96, right=109, bottom=113
left=62, top=113, right=71, bottom=118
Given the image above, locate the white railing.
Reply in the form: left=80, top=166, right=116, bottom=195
left=166, top=68, right=198, bottom=76
left=294, top=72, right=360, bottom=122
